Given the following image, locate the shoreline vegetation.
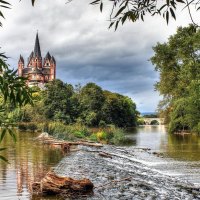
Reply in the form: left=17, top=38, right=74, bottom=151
left=18, top=122, right=131, bottom=145
left=3, top=79, right=140, bottom=145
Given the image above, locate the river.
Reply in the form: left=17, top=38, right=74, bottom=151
left=0, top=126, right=200, bottom=199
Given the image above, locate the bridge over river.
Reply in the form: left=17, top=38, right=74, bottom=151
left=143, top=118, right=165, bottom=125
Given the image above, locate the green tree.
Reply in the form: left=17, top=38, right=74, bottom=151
left=79, top=83, right=105, bottom=126
left=43, top=79, right=75, bottom=123
left=102, top=90, right=137, bottom=127
left=151, top=25, right=200, bottom=133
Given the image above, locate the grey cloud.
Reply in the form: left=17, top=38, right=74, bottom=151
left=0, top=0, right=197, bottom=112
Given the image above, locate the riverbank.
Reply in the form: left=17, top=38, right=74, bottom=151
left=18, top=122, right=130, bottom=145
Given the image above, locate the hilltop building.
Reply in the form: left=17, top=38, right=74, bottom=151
left=18, top=33, right=56, bottom=87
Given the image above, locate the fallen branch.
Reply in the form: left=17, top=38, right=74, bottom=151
left=32, top=171, right=94, bottom=196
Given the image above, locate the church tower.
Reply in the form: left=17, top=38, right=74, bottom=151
left=18, top=33, right=56, bottom=87
left=18, top=55, right=24, bottom=77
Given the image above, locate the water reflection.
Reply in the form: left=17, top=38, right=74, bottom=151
left=126, top=125, right=167, bottom=150
left=165, top=133, right=200, bottom=161
left=0, top=131, right=63, bottom=199
left=126, top=125, right=200, bottom=161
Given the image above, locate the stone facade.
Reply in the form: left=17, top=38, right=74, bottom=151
left=18, top=33, right=56, bottom=87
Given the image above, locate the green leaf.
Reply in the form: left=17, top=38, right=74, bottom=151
left=8, top=129, right=16, bottom=142
left=166, top=10, right=169, bottom=24
left=170, top=8, right=176, bottom=20
left=90, top=0, right=100, bottom=5
left=176, top=0, right=185, bottom=3
left=115, top=5, right=126, bottom=17
left=0, top=128, right=6, bottom=143
left=115, top=20, right=119, bottom=31
left=108, top=22, right=114, bottom=29
left=0, top=155, right=8, bottom=163
left=31, top=0, right=36, bottom=6
left=100, top=2, right=103, bottom=12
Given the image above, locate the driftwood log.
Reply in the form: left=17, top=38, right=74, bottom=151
left=32, top=171, right=94, bottom=195
left=36, top=133, right=103, bottom=152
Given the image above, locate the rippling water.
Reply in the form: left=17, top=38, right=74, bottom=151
left=126, top=125, right=200, bottom=185
left=0, top=126, right=200, bottom=199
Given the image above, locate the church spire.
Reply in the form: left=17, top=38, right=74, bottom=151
left=34, top=32, right=41, bottom=58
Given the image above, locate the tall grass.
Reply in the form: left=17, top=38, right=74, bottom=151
left=89, top=126, right=127, bottom=145
left=39, top=122, right=91, bottom=141
left=18, top=121, right=127, bottom=145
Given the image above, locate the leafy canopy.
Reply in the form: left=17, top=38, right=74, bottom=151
left=151, top=24, right=200, bottom=133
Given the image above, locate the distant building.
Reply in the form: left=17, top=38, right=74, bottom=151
left=18, top=33, right=56, bottom=87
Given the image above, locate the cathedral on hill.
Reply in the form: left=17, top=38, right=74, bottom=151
left=18, top=33, right=56, bottom=87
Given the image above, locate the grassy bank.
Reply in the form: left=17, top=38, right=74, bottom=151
left=18, top=122, right=128, bottom=145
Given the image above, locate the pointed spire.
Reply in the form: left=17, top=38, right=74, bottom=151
left=19, top=55, right=24, bottom=63
left=34, top=32, right=42, bottom=58
left=51, top=56, right=56, bottom=64
left=45, top=52, right=51, bottom=60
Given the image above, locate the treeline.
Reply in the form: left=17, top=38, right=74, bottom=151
left=151, top=25, right=200, bottom=134
left=11, top=80, right=138, bottom=128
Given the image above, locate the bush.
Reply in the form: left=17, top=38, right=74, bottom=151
left=92, top=127, right=126, bottom=145
left=18, top=123, right=27, bottom=131
left=150, top=120, right=159, bottom=125
left=99, top=120, right=107, bottom=127
left=110, top=128, right=126, bottom=145
left=27, top=123, right=38, bottom=132
left=18, top=122, right=38, bottom=132
left=96, top=131, right=107, bottom=141
left=39, top=121, right=91, bottom=140
left=88, top=133, right=98, bottom=142
left=73, top=131, right=85, bottom=138
left=137, top=118, right=145, bottom=125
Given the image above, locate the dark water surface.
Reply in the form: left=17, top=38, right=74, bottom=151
left=0, top=126, right=200, bottom=199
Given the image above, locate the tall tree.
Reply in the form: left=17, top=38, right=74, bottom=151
left=79, top=83, right=105, bottom=126
left=102, top=90, right=137, bottom=127
left=43, top=79, right=75, bottom=123
left=151, top=25, right=200, bottom=133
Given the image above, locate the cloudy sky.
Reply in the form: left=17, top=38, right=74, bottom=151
left=0, top=0, right=199, bottom=112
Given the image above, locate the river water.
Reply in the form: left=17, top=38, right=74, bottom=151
left=0, top=126, right=200, bottom=199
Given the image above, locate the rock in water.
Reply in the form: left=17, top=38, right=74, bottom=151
left=32, top=171, right=93, bottom=195
left=37, top=132, right=49, bottom=139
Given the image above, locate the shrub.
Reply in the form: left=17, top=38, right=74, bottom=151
left=150, top=120, right=159, bottom=125
left=39, top=121, right=91, bottom=140
left=18, top=123, right=27, bottom=131
left=18, top=122, right=38, bottom=132
left=96, top=131, right=107, bottom=141
left=27, top=123, right=38, bottom=132
left=88, top=133, right=98, bottom=142
left=93, top=127, right=126, bottom=145
left=73, top=131, right=85, bottom=138
left=137, top=118, right=145, bottom=125
left=110, top=128, right=126, bottom=145
left=99, top=120, right=107, bottom=127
